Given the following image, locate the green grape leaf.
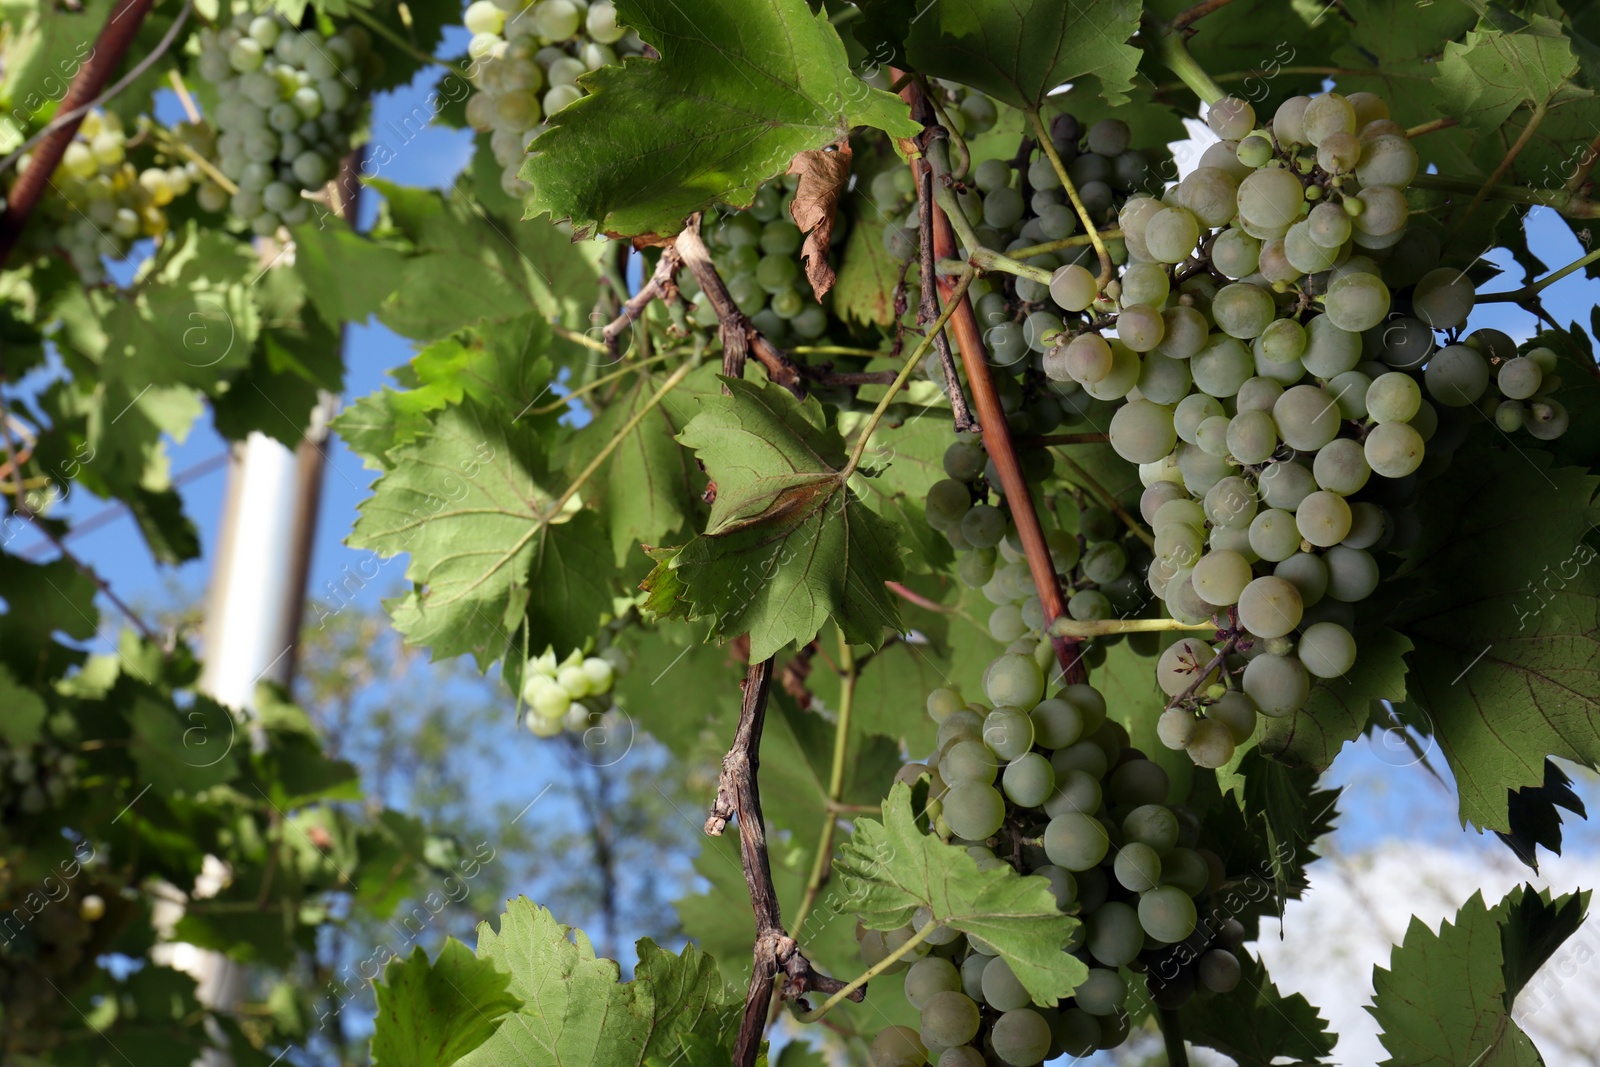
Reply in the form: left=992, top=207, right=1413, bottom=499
left=1179, top=949, right=1336, bottom=1066
left=833, top=215, right=904, bottom=328
left=128, top=695, right=240, bottom=795
left=290, top=216, right=408, bottom=327
left=518, top=0, right=918, bottom=240
left=642, top=378, right=904, bottom=661
left=0, top=558, right=99, bottom=675
left=836, top=783, right=1085, bottom=1005
left=859, top=0, right=1144, bottom=109
left=1497, top=758, right=1588, bottom=870
left=1434, top=15, right=1586, bottom=130
left=1231, top=750, right=1340, bottom=918
left=0, top=665, right=48, bottom=747
left=349, top=402, right=614, bottom=668
left=371, top=940, right=521, bottom=1067
left=1385, top=442, right=1600, bottom=832
left=759, top=687, right=902, bottom=841
left=459, top=898, right=740, bottom=1067
left=1260, top=626, right=1411, bottom=770
left=850, top=411, right=956, bottom=576
left=1370, top=885, right=1590, bottom=1066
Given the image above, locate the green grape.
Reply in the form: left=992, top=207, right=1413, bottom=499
left=1186, top=718, right=1236, bottom=768
left=1302, top=314, right=1362, bottom=377
left=1299, top=621, right=1357, bottom=678
left=1237, top=167, right=1303, bottom=232
left=1212, top=282, right=1276, bottom=340
left=1204, top=475, right=1259, bottom=528
left=1498, top=356, right=1542, bottom=400
left=928, top=687, right=965, bottom=723
left=1236, top=131, right=1274, bottom=168
left=1043, top=812, right=1110, bottom=870
left=1001, top=752, right=1055, bottom=808
left=1027, top=697, right=1083, bottom=750
left=1177, top=441, right=1234, bottom=495
left=1274, top=551, right=1328, bottom=607
left=1109, top=399, right=1177, bottom=463
left=870, top=1025, right=927, bottom=1067
left=1257, top=318, right=1306, bottom=364
left=1356, top=133, right=1418, bottom=188
left=1284, top=220, right=1341, bottom=273
left=1174, top=393, right=1225, bottom=443
left=1137, top=353, right=1194, bottom=405
left=944, top=739, right=999, bottom=784
left=906, top=957, right=963, bottom=1010
left=1158, top=707, right=1198, bottom=749
left=1139, top=885, right=1199, bottom=943
left=985, top=653, right=1045, bottom=709
left=1364, top=421, right=1425, bottom=477
left=1199, top=949, right=1243, bottom=994
left=1226, top=409, right=1278, bottom=464
left=1238, top=575, right=1304, bottom=638
left=1081, top=540, right=1127, bottom=584
left=1160, top=847, right=1212, bottom=896
left=1237, top=376, right=1286, bottom=415
left=1527, top=345, right=1561, bottom=373
left=1085, top=901, right=1144, bottom=967
left=1412, top=267, right=1475, bottom=329
left=1328, top=370, right=1372, bottom=419
left=1109, top=759, right=1171, bottom=805
left=984, top=707, right=1035, bottom=760
left=1296, top=490, right=1353, bottom=546
left=943, top=782, right=1006, bottom=840
left=1211, top=227, right=1262, bottom=279
left=1073, top=968, right=1128, bottom=1016
left=1178, top=166, right=1241, bottom=227
left=981, top=956, right=1031, bottom=1012
left=1248, top=508, right=1302, bottom=562
left=1306, top=200, right=1353, bottom=247
left=937, top=711, right=982, bottom=752
left=962, top=504, right=1008, bottom=549
left=1207, top=690, right=1258, bottom=743
left=1303, top=92, right=1357, bottom=145
left=1323, top=272, right=1391, bottom=332
left=1068, top=589, right=1112, bottom=621
left=1192, top=333, right=1254, bottom=397
left=1195, top=415, right=1232, bottom=458
left=1061, top=332, right=1113, bottom=384
left=1242, top=652, right=1310, bottom=716
left=1146, top=206, right=1202, bottom=263
left=1122, top=802, right=1179, bottom=849
left=1312, top=438, right=1371, bottom=495
left=944, top=441, right=988, bottom=482
left=1526, top=399, right=1571, bottom=440
left=1274, top=95, right=1311, bottom=143
left=991, top=1008, right=1052, bottom=1066
left=989, top=604, right=1027, bottom=642
left=985, top=186, right=1025, bottom=229
left=1495, top=399, right=1527, bottom=431
left=1158, top=637, right=1215, bottom=696
left=1159, top=305, right=1211, bottom=358
left=1208, top=95, right=1256, bottom=139
left=1424, top=344, right=1490, bottom=407
left=1273, top=385, right=1341, bottom=451
left=1367, top=371, right=1421, bottom=423
left=1258, top=236, right=1301, bottom=285
left=1341, top=504, right=1387, bottom=552
left=1044, top=767, right=1103, bottom=817
left=1116, top=304, right=1165, bottom=352
left=925, top=480, right=972, bottom=530
left=1113, top=842, right=1162, bottom=892
left=1315, top=129, right=1362, bottom=173
left=1192, top=549, right=1253, bottom=606
left=974, top=157, right=1013, bottom=193
left=920, top=990, right=982, bottom=1049
left=1154, top=497, right=1207, bottom=531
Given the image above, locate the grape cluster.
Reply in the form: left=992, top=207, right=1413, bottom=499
left=861, top=654, right=1244, bottom=1065
left=686, top=176, right=840, bottom=346
left=192, top=12, right=371, bottom=234
left=462, top=0, right=643, bottom=199
left=924, top=431, right=1154, bottom=666
left=519, top=646, right=624, bottom=737
left=1027, top=88, right=1559, bottom=763
left=1, top=744, right=81, bottom=816
left=12, top=109, right=195, bottom=283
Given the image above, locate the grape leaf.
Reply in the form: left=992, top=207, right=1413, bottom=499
left=1385, top=442, right=1600, bottom=832
left=1496, top=758, right=1588, bottom=871
left=1434, top=15, right=1586, bottom=130
left=641, top=378, right=904, bottom=661
left=858, top=0, right=1144, bottom=109
left=833, top=214, right=903, bottom=328
left=290, top=216, right=408, bottom=327
left=348, top=402, right=613, bottom=668
left=459, top=898, right=740, bottom=1067
left=758, top=687, right=902, bottom=842
left=850, top=410, right=957, bottom=576
left=1231, top=750, right=1340, bottom=919
left=0, top=665, right=47, bottom=747
left=371, top=940, right=521, bottom=1067
left=1179, top=949, right=1335, bottom=1066
left=518, top=0, right=918, bottom=240
left=1369, top=885, right=1590, bottom=1066
left=1259, top=626, right=1411, bottom=769
left=836, top=783, right=1085, bottom=1005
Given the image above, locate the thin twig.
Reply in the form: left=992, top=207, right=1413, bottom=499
left=708, top=657, right=861, bottom=1067
left=790, top=634, right=857, bottom=945
left=601, top=247, right=682, bottom=359
left=794, top=923, right=934, bottom=1023
left=885, top=580, right=956, bottom=614
left=917, top=163, right=976, bottom=432
left=1449, top=98, right=1549, bottom=240
left=529, top=352, right=680, bottom=415
left=0, top=0, right=161, bottom=262
left=1054, top=452, right=1156, bottom=550
left=675, top=219, right=806, bottom=396
left=1404, top=116, right=1457, bottom=139
left=1168, top=0, right=1237, bottom=31
left=1165, top=633, right=1239, bottom=711
left=1566, top=131, right=1600, bottom=195
left=23, top=514, right=164, bottom=647
left=1410, top=173, right=1600, bottom=218
left=1049, top=617, right=1216, bottom=638
left=901, top=78, right=1082, bottom=685
left=1159, top=1008, right=1192, bottom=1067
left=1477, top=245, right=1600, bottom=303
left=167, top=69, right=200, bottom=123
left=1028, top=109, right=1112, bottom=285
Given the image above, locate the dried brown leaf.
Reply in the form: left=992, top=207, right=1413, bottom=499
left=787, top=139, right=853, bottom=301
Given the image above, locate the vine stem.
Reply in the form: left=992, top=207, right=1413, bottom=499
left=0, top=0, right=159, bottom=263
left=1006, top=228, right=1123, bottom=261
left=1477, top=245, right=1600, bottom=302
left=1405, top=117, right=1458, bottom=138
left=1168, top=0, right=1237, bottom=31
left=1054, top=452, right=1155, bottom=549
left=1050, top=617, right=1215, bottom=638
left=1449, top=97, right=1549, bottom=240
left=529, top=351, right=681, bottom=415
left=900, top=78, right=1083, bottom=685
left=1166, top=633, right=1239, bottom=710
left=793, top=923, right=935, bottom=1023
left=1410, top=173, right=1600, bottom=218
left=1159, top=1008, right=1192, bottom=1067
left=885, top=580, right=956, bottom=614
left=843, top=270, right=974, bottom=477
left=1028, top=109, right=1113, bottom=285
left=1153, top=27, right=1227, bottom=105
left=543, top=354, right=700, bottom=521
left=789, top=633, right=858, bottom=942
left=550, top=321, right=610, bottom=353
left=349, top=7, right=455, bottom=70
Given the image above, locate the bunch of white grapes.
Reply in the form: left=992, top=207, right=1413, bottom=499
left=191, top=12, right=371, bottom=234
left=2, top=741, right=82, bottom=816
left=461, top=0, right=643, bottom=198
left=688, top=175, right=837, bottom=347
left=924, top=429, right=1158, bottom=672
left=519, top=646, right=621, bottom=737
left=861, top=653, right=1246, bottom=1066
left=13, top=109, right=195, bottom=283
left=1022, top=87, right=1571, bottom=766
